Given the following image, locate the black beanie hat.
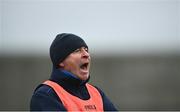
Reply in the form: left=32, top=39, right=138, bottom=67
left=50, top=33, right=88, bottom=68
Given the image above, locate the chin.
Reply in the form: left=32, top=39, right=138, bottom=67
left=80, top=75, right=89, bottom=81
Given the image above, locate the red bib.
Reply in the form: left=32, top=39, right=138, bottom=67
left=43, top=80, right=104, bottom=111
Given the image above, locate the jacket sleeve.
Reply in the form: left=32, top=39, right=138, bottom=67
left=30, top=86, right=67, bottom=111
left=95, top=86, right=118, bottom=111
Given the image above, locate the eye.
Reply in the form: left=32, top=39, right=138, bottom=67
left=74, top=49, right=80, bottom=53
left=84, top=47, right=88, bottom=52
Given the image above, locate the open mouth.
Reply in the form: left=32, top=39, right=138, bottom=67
left=80, top=63, right=89, bottom=71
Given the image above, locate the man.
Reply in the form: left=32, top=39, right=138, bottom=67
left=30, top=33, right=117, bottom=111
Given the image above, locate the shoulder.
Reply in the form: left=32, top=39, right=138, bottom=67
left=32, top=83, right=61, bottom=102
left=87, top=83, right=118, bottom=111
left=30, top=83, right=66, bottom=111
left=87, top=83, right=105, bottom=96
left=34, top=84, right=54, bottom=95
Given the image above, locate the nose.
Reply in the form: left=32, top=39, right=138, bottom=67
left=81, top=49, right=90, bottom=59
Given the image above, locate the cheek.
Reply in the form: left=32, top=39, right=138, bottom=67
left=69, top=63, right=77, bottom=69
left=66, top=61, right=79, bottom=70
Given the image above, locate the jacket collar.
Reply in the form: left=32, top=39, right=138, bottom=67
left=50, top=66, right=89, bottom=87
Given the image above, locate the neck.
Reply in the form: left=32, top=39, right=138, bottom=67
left=50, top=66, right=90, bottom=87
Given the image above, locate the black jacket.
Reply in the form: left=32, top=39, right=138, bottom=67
left=30, top=67, right=117, bottom=111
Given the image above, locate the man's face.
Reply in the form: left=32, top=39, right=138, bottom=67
left=59, top=47, right=91, bottom=80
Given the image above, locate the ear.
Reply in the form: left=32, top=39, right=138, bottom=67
left=59, top=62, right=65, bottom=68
